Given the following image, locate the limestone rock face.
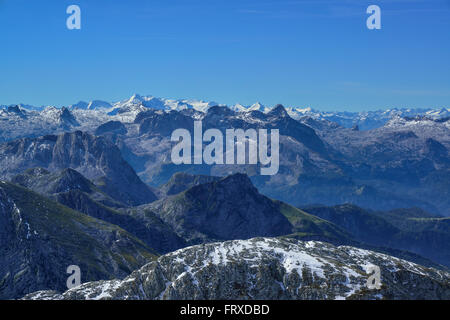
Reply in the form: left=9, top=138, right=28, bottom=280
left=0, top=131, right=157, bottom=206
left=23, top=238, right=450, bottom=300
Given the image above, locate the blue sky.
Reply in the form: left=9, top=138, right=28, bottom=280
left=0, top=0, right=449, bottom=111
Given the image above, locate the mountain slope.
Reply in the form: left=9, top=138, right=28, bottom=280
left=0, top=131, right=158, bottom=206
left=158, top=174, right=362, bottom=237
left=11, top=167, right=123, bottom=208
left=159, top=172, right=221, bottom=196
left=12, top=167, right=94, bottom=195
left=146, top=174, right=293, bottom=244
left=55, top=191, right=186, bottom=254
left=146, top=173, right=350, bottom=245
left=114, top=104, right=449, bottom=214
left=0, top=181, right=157, bottom=299
left=10, top=168, right=185, bottom=254
left=23, top=238, right=450, bottom=300
left=302, top=204, right=450, bottom=267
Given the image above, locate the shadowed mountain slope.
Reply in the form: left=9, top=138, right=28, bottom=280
left=0, top=181, right=157, bottom=299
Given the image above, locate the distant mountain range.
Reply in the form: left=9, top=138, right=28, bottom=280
left=1, top=94, right=449, bottom=300
left=1, top=94, right=448, bottom=137
left=0, top=99, right=449, bottom=216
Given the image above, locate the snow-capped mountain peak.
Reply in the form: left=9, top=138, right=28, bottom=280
left=1, top=94, right=448, bottom=142
left=248, top=102, right=268, bottom=112
left=69, top=101, right=89, bottom=110
left=70, top=100, right=113, bottom=111
left=230, top=103, right=247, bottom=112
left=87, top=100, right=113, bottom=110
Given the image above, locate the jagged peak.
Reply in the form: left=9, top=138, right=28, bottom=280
left=7, top=105, right=22, bottom=113
left=206, top=105, right=233, bottom=114
left=219, top=172, right=254, bottom=187
left=182, top=173, right=258, bottom=200
left=21, top=167, right=50, bottom=177
left=60, top=167, right=87, bottom=178
left=60, top=107, right=73, bottom=116
left=268, top=104, right=289, bottom=118
left=128, top=93, right=143, bottom=102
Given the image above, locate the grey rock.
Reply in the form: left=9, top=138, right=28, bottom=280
left=0, top=131, right=157, bottom=206
left=0, top=181, right=157, bottom=299
left=159, top=172, right=221, bottom=196
left=11, top=168, right=184, bottom=254
left=23, top=238, right=450, bottom=300
left=147, top=174, right=294, bottom=244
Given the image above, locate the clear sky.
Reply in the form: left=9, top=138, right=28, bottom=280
left=0, top=0, right=449, bottom=111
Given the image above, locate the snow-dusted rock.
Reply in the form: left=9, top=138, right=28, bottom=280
left=23, top=238, right=450, bottom=300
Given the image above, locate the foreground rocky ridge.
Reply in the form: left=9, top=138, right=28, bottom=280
left=23, top=238, right=450, bottom=300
